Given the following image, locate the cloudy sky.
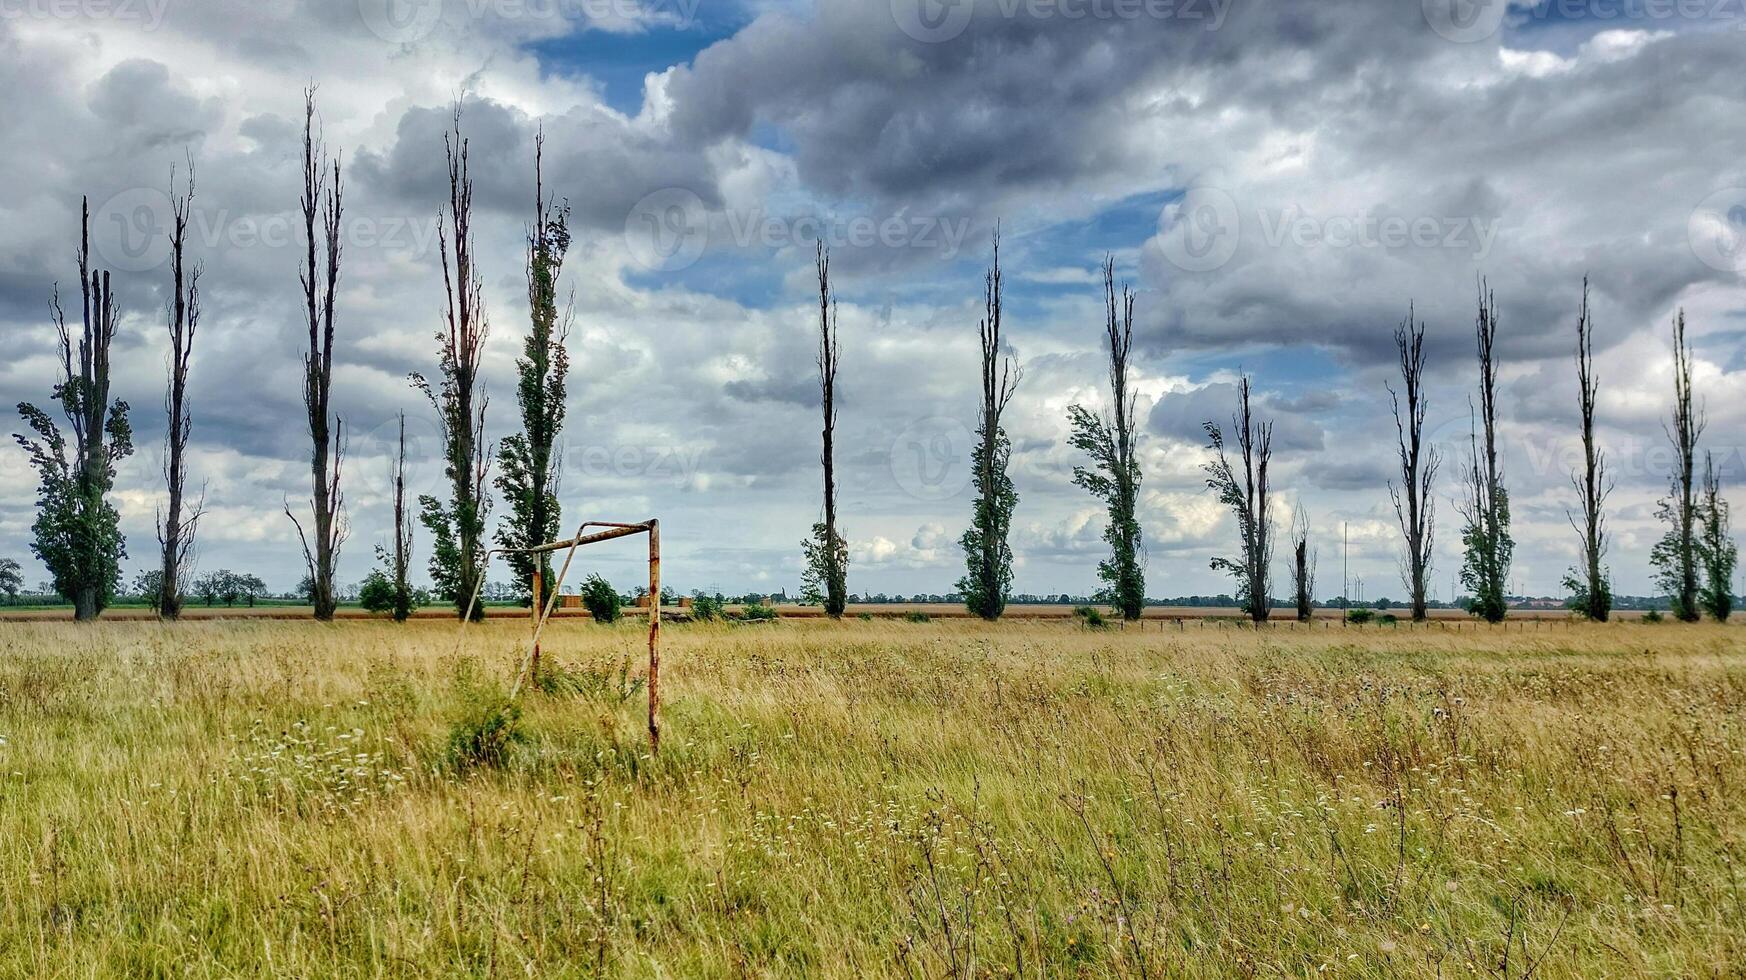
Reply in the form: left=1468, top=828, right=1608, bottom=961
left=2, top=0, right=1743, bottom=601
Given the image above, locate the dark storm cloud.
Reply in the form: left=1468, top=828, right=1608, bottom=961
left=353, top=98, right=725, bottom=231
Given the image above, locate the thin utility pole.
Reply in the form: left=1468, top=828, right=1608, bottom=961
left=1342, top=521, right=1349, bottom=608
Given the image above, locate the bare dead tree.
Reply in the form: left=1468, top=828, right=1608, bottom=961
left=1290, top=504, right=1315, bottom=622
left=1204, top=376, right=1273, bottom=624
left=391, top=413, right=415, bottom=622
left=1564, top=278, right=1612, bottom=620
left=1457, top=282, right=1512, bottom=623
left=1387, top=303, right=1437, bottom=622
left=1650, top=309, right=1704, bottom=621
left=415, top=104, right=492, bottom=620
left=802, top=241, right=848, bottom=617
left=156, top=160, right=205, bottom=621
left=286, top=86, right=347, bottom=621
left=958, top=229, right=1021, bottom=620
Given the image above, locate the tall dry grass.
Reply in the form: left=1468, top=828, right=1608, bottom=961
left=0, top=618, right=1741, bottom=977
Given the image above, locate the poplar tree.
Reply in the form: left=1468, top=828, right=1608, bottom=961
left=495, top=131, right=570, bottom=609
left=1649, top=310, right=1703, bottom=622
left=1066, top=257, right=1144, bottom=620
left=158, top=161, right=204, bottom=620
left=959, top=231, right=1020, bottom=621
left=1387, top=303, right=1436, bottom=621
left=801, top=242, right=848, bottom=617
left=1563, top=279, right=1612, bottom=620
left=415, top=106, right=492, bottom=620
left=1458, top=283, right=1512, bottom=623
left=14, top=198, right=134, bottom=620
left=1204, top=376, right=1273, bottom=624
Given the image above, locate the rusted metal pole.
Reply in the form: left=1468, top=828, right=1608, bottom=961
left=647, top=518, right=661, bottom=754
left=530, top=565, right=543, bottom=676
left=527, top=521, right=650, bottom=554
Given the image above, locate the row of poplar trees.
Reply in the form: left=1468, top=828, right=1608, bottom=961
left=15, top=103, right=1735, bottom=624
left=14, top=92, right=570, bottom=622
left=800, top=233, right=1149, bottom=622
left=800, top=243, right=1736, bottom=627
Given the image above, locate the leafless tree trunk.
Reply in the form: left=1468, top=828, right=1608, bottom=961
left=286, top=87, right=347, bottom=621
left=805, top=241, right=848, bottom=617
left=157, top=160, right=204, bottom=621
left=1204, top=377, right=1273, bottom=624
left=392, top=413, right=414, bottom=622
left=1387, top=303, right=1437, bottom=621
left=1290, top=505, right=1315, bottom=621
left=1566, top=278, right=1611, bottom=620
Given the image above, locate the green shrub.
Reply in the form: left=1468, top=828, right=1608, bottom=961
left=1377, top=613, right=1398, bottom=626
left=446, top=691, right=528, bottom=771
left=691, top=594, right=725, bottom=622
left=857, top=612, right=873, bottom=622
left=581, top=574, right=621, bottom=624
left=1346, top=608, right=1374, bottom=625
left=735, top=602, right=778, bottom=623
left=530, top=658, right=585, bottom=698
left=903, top=610, right=932, bottom=623
left=1642, top=609, right=1665, bottom=624
left=1072, top=605, right=1107, bottom=629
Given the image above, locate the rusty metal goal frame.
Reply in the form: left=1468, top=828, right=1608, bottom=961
left=454, top=518, right=664, bottom=751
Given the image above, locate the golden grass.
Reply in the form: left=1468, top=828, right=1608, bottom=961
left=0, top=618, right=1741, bottom=977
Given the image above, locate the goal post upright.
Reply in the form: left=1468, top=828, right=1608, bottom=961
left=647, top=519, right=661, bottom=753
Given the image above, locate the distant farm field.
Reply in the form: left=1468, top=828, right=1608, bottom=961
left=0, top=602, right=1683, bottom=622
left=1, top=619, right=1741, bottom=977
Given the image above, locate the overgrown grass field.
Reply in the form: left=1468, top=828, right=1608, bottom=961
left=1, top=618, right=1741, bottom=977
